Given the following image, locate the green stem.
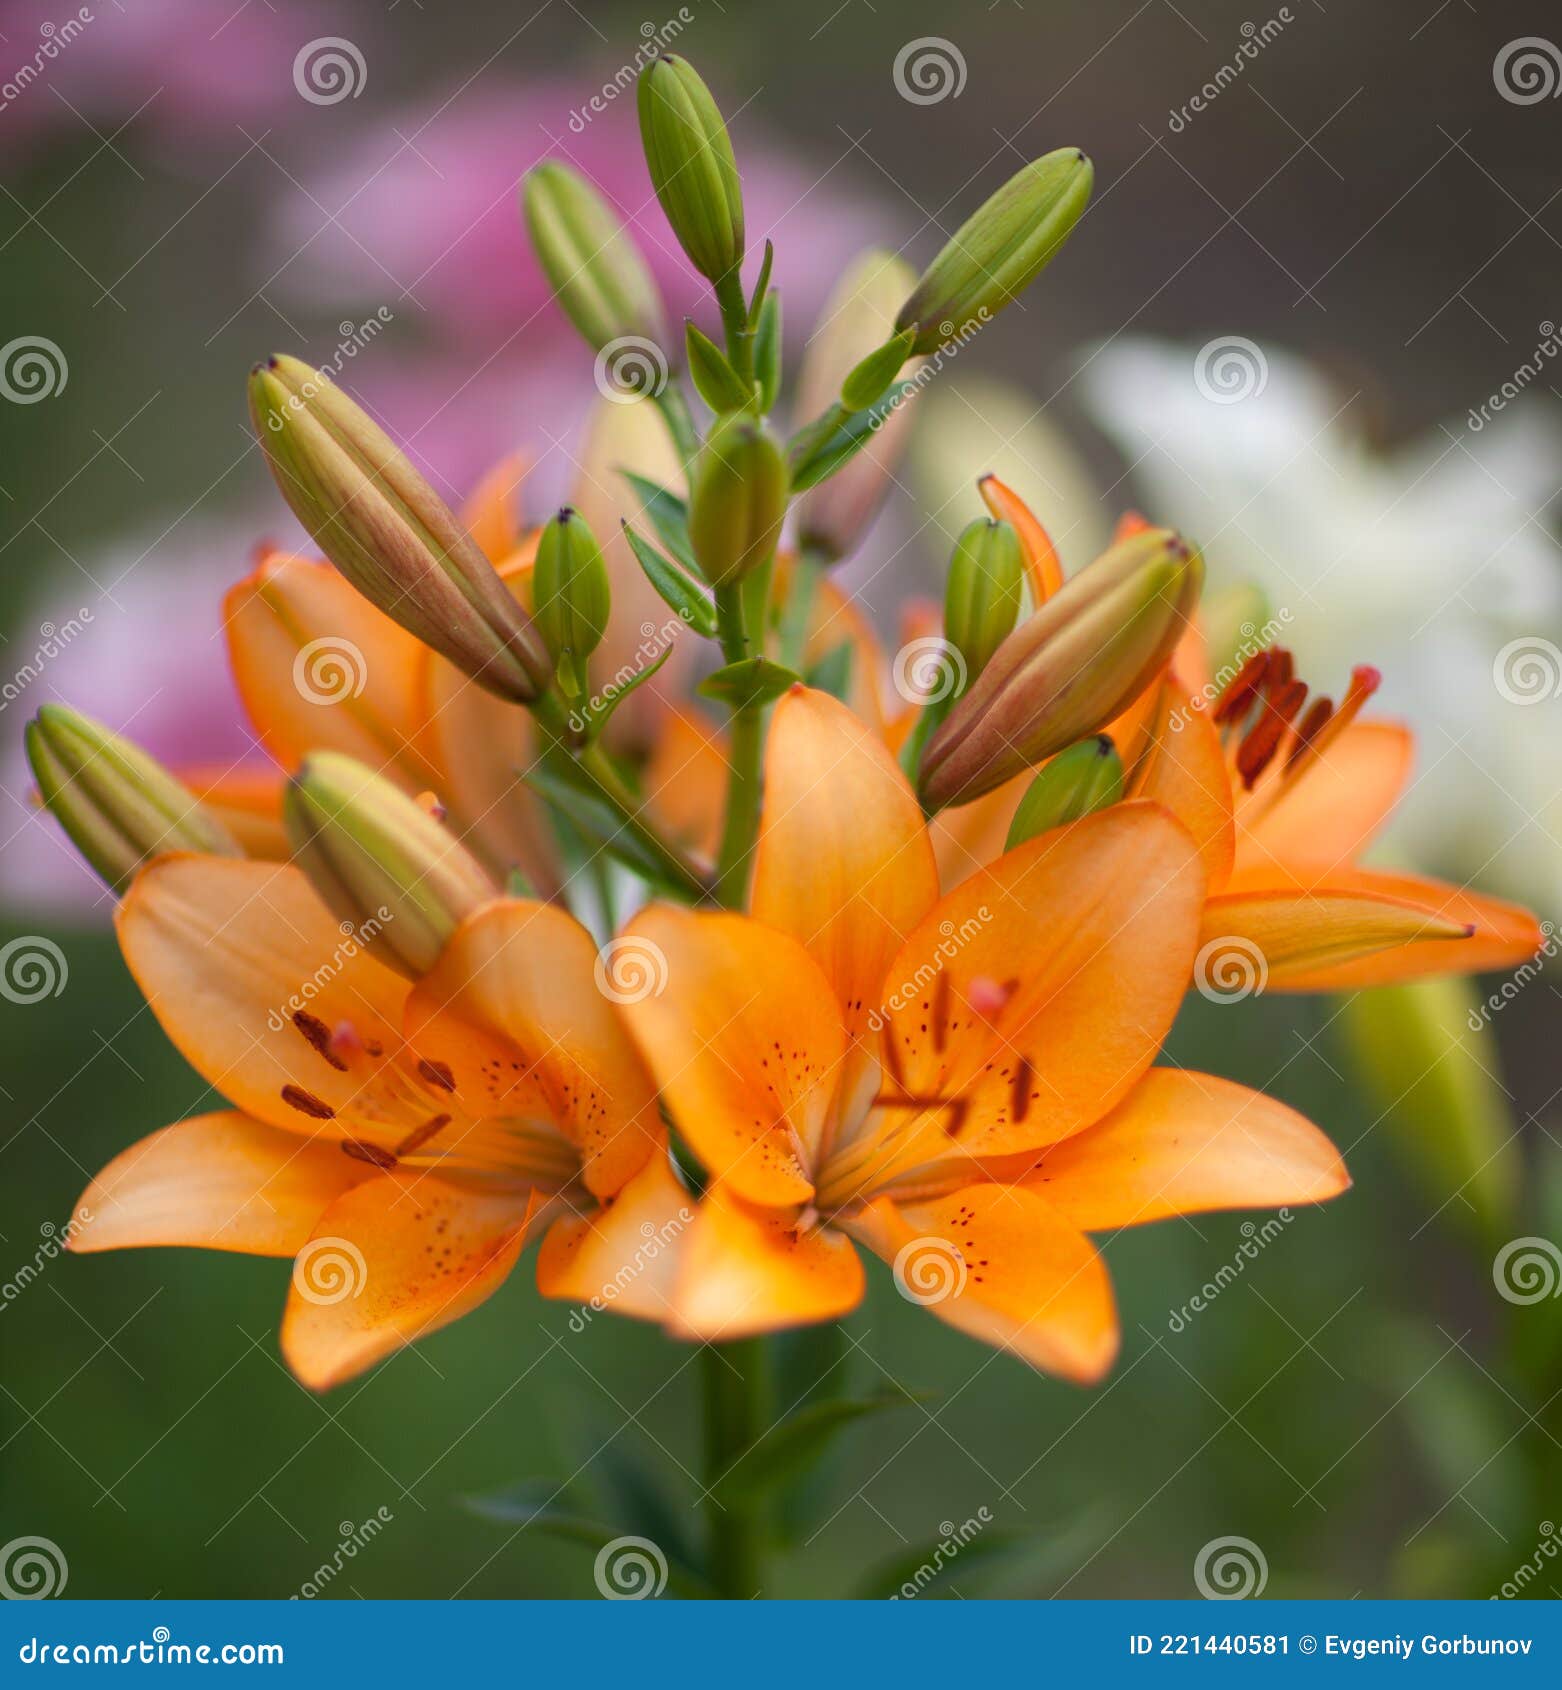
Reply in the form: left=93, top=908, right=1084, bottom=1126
left=653, top=380, right=700, bottom=473
left=700, top=1338, right=767, bottom=1598
left=713, top=583, right=765, bottom=908
left=715, top=270, right=754, bottom=384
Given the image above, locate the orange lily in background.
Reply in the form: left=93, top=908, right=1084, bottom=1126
left=537, top=687, right=1347, bottom=1382
left=68, top=855, right=660, bottom=1389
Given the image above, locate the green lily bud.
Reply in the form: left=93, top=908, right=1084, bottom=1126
left=248, top=355, right=553, bottom=705
left=283, top=752, right=495, bottom=978
left=637, top=55, right=744, bottom=284
left=920, top=527, right=1202, bottom=809
left=1006, top=736, right=1124, bottom=849
left=522, top=161, right=668, bottom=355
left=794, top=249, right=919, bottom=564
left=534, top=507, right=611, bottom=697
left=943, top=517, right=1025, bottom=683
left=688, top=411, right=788, bottom=587
left=26, top=703, right=242, bottom=895
left=896, top=149, right=1093, bottom=355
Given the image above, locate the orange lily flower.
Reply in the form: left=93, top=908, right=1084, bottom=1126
left=68, top=855, right=660, bottom=1389
left=536, top=687, right=1347, bottom=1382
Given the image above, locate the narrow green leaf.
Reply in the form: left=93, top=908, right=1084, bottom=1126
left=754, top=291, right=783, bottom=413
left=804, top=639, right=854, bottom=703
left=621, top=521, right=718, bottom=637
left=788, top=381, right=916, bottom=493
left=712, top=1389, right=928, bottom=1509
left=524, top=764, right=686, bottom=892
left=746, top=238, right=775, bottom=329
left=619, top=468, right=698, bottom=573
left=840, top=326, right=916, bottom=412
left=581, top=640, right=677, bottom=736
left=685, top=320, right=754, bottom=413
left=697, top=656, right=800, bottom=712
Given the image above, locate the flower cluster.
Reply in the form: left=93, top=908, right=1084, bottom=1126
left=27, top=52, right=1541, bottom=1411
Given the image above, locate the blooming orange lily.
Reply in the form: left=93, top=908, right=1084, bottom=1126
left=536, top=686, right=1348, bottom=1381
left=68, top=855, right=660, bottom=1389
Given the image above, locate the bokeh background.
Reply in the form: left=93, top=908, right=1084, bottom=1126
left=3, top=0, right=1561, bottom=1599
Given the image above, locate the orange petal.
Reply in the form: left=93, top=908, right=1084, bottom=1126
left=841, top=1184, right=1117, bottom=1383
left=1207, top=870, right=1542, bottom=992
left=1233, top=719, right=1412, bottom=880
left=536, top=1152, right=695, bottom=1324
left=617, top=906, right=845, bottom=1206
left=1025, top=1069, right=1348, bottom=1229
left=70, top=1111, right=371, bottom=1257
left=176, top=764, right=290, bottom=859
left=224, top=551, right=437, bottom=786
left=752, top=688, right=938, bottom=1066
left=978, top=474, right=1064, bottom=603
left=1128, top=682, right=1235, bottom=891
left=117, top=855, right=415, bottom=1149
left=669, top=1184, right=864, bottom=1342
left=460, top=450, right=530, bottom=562
left=280, top=1171, right=539, bottom=1390
left=643, top=706, right=727, bottom=862
left=874, top=803, right=1205, bottom=1160
left=404, top=899, right=661, bottom=1198
left=803, top=568, right=892, bottom=735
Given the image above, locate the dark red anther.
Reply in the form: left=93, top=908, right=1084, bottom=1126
left=1212, top=649, right=1272, bottom=723
left=1236, top=678, right=1308, bottom=789
left=1287, top=696, right=1335, bottom=768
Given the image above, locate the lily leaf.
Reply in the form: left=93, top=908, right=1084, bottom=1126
left=621, top=521, right=718, bottom=638
left=620, top=470, right=698, bottom=573
left=524, top=763, right=686, bottom=893
left=697, top=656, right=800, bottom=712
left=746, top=238, right=775, bottom=329
left=788, top=381, right=917, bottom=493
left=712, top=1388, right=928, bottom=1510
left=754, top=291, right=783, bottom=413
left=685, top=321, right=754, bottom=414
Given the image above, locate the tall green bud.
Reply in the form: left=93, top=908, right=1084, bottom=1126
left=688, top=412, right=788, bottom=587
left=637, top=56, right=744, bottom=284
left=533, top=507, right=611, bottom=697
left=943, top=517, right=1025, bottom=683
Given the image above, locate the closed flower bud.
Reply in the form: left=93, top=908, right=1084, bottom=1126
left=1005, top=736, right=1124, bottom=849
left=688, top=411, right=788, bottom=587
left=637, top=55, right=744, bottom=284
left=896, top=149, right=1093, bottom=355
left=248, top=355, right=553, bottom=704
left=920, top=527, right=1202, bottom=808
left=794, top=249, right=919, bottom=564
left=26, top=703, right=242, bottom=894
left=522, top=161, right=668, bottom=355
left=943, top=517, right=1025, bottom=682
left=534, top=506, right=611, bottom=696
left=283, top=752, right=495, bottom=978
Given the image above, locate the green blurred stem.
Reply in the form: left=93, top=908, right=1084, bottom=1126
left=531, top=691, right=711, bottom=902
left=701, top=1338, right=768, bottom=1597
left=714, top=583, right=764, bottom=907
left=715, top=270, right=754, bottom=384
left=653, top=380, right=700, bottom=472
